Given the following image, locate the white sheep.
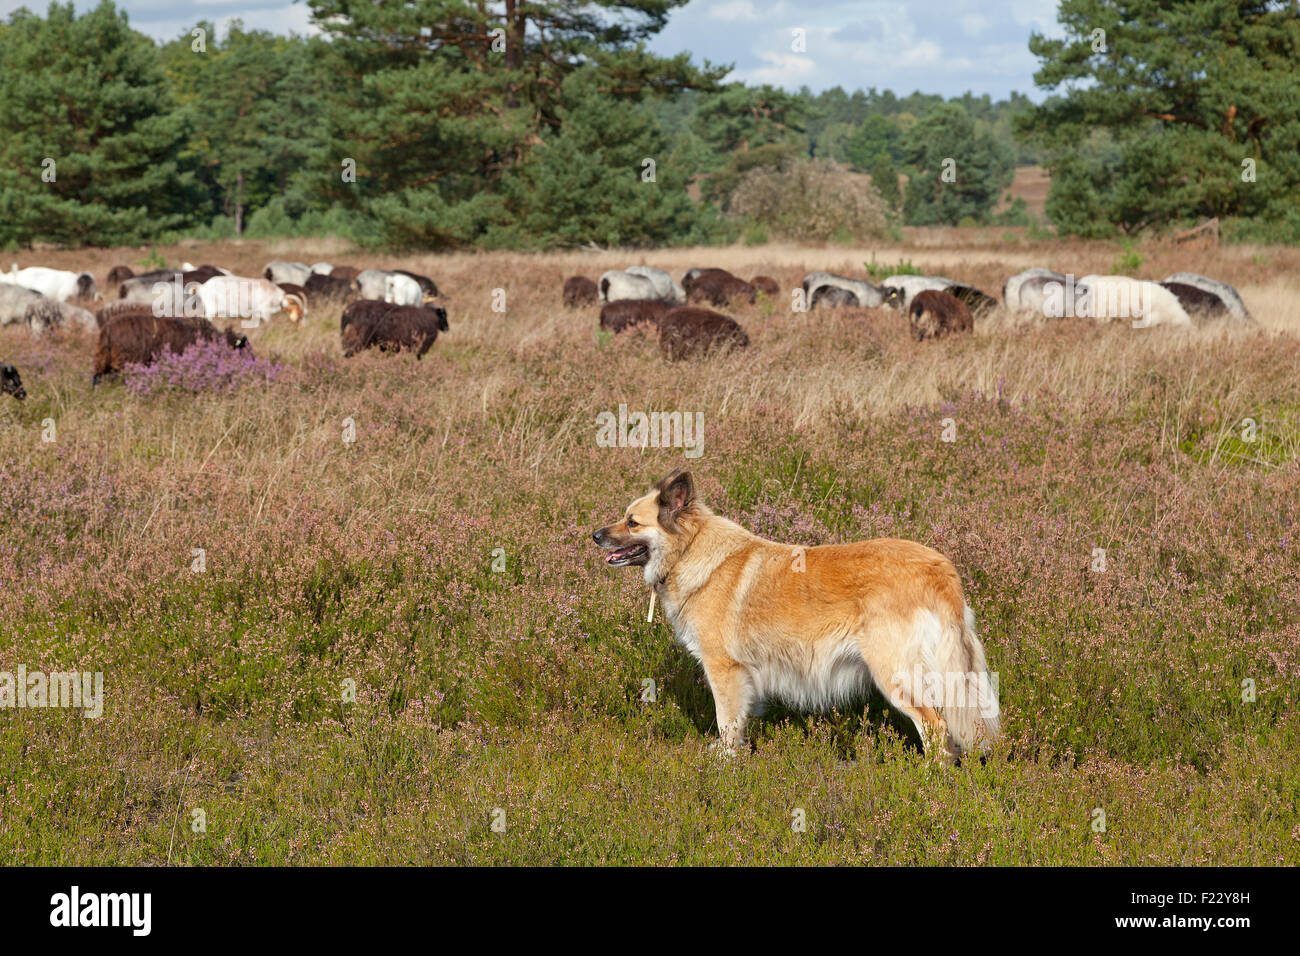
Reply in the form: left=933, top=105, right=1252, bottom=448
left=1004, top=268, right=1067, bottom=314
left=801, top=272, right=885, bottom=308
left=199, top=276, right=304, bottom=327
left=879, top=274, right=957, bottom=310
left=624, top=266, right=686, bottom=304
left=598, top=270, right=660, bottom=303
left=263, top=261, right=313, bottom=286
left=1, top=266, right=98, bottom=301
left=1076, top=275, right=1191, bottom=327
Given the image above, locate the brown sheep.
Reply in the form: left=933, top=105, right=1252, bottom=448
left=909, top=290, right=972, bottom=341
left=659, top=307, right=749, bottom=361
left=687, top=271, right=757, bottom=307
left=106, top=265, right=135, bottom=286
left=304, top=272, right=357, bottom=301
left=750, top=275, right=780, bottom=298
left=93, top=314, right=249, bottom=385
left=95, top=301, right=161, bottom=328
left=340, top=298, right=397, bottom=334
left=329, top=265, right=361, bottom=283
left=599, top=299, right=671, bottom=334
left=563, top=276, right=599, bottom=307
left=341, top=304, right=448, bottom=359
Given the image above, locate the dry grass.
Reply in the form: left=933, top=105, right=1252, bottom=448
left=1, top=234, right=1298, bottom=865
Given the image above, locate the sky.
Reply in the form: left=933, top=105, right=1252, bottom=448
left=0, top=0, right=1065, bottom=100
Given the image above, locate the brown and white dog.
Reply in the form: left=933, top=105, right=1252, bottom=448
left=592, top=469, right=1000, bottom=760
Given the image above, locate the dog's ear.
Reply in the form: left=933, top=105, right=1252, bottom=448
left=656, top=469, right=694, bottom=529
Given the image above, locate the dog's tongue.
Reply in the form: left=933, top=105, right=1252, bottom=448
left=606, top=546, right=635, bottom=564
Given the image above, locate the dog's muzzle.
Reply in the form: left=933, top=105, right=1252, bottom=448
left=592, top=528, right=650, bottom=567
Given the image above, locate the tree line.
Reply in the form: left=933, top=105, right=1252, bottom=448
left=1, top=0, right=1296, bottom=250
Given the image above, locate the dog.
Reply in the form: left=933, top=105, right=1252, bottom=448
left=592, top=469, right=1000, bottom=760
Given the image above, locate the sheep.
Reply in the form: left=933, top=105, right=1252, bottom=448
left=1, top=364, right=25, bottom=400
left=277, top=282, right=311, bottom=311
left=750, top=275, right=780, bottom=298
left=198, top=276, right=305, bottom=327
left=1161, top=272, right=1250, bottom=321
left=1, top=266, right=98, bottom=302
left=95, top=301, right=159, bottom=328
left=355, top=269, right=423, bottom=305
left=879, top=275, right=958, bottom=311
left=599, top=270, right=660, bottom=303
left=341, top=304, right=447, bottom=358
left=909, top=290, right=973, bottom=341
left=118, top=271, right=183, bottom=306
left=658, top=307, right=749, bottom=361
left=304, top=273, right=357, bottom=301
left=0, top=284, right=46, bottom=326
left=802, top=272, right=885, bottom=308
left=1158, top=282, right=1233, bottom=321
left=106, top=265, right=135, bottom=286
left=685, top=270, right=757, bottom=308
left=117, top=274, right=205, bottom=317
left=340, top=298, right=394, bottom=334
left=263, top=261, right=313, bottom=286
left=1003, top=268, right=1067, bottom=314
left=1075, top=275, right=1192, bottom=327
left=599, top=299, right=671, bottom=333
left=311, top=263, right=334, bottom=275
left=393, top=269, right=440, bottom=300
left=947, top=284, right=999, bottom=317
left=93, top=313, right=250, bottom=385
left=625, top=266, right=686, bottom=304
left=329, top=265, right=361, bottom=282
left=563, top=276, right=599, bottom=308
left=25, top=297, right=97, bottom=335
left=811, top=285, right=862, bottom=310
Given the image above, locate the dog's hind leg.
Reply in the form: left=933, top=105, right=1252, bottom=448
left=875, top=678, right=956, bottom=761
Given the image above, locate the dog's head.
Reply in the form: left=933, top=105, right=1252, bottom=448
left=592, top=468, right=697, bottom=581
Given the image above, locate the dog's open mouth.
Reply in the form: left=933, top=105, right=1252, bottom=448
left=604, top=543, right=649, bottom=567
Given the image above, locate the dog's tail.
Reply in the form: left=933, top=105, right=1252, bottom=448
left=923, top=602, right=1000, bottom=757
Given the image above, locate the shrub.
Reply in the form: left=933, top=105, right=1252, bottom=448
left=728, top=158, right=890, bottom=243
left=123, top=338, right=288, bottom=396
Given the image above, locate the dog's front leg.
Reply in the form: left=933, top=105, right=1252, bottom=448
left=703, top=657, right=752, bottom=753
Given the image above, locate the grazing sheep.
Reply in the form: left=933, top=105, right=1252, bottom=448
left=750, top=275, right=780, bottom=297
left=106, top=265, right=135, bottom=286
left=563, top=276, right=599, bottom=308
left=658, top=307, right=749, bottom=361
left=183, top=266, right=225, bottom=286
left=26, top=297, right=97, bottom=335
left=329, top=265, right=361, bottom=283
left=393, top=269, right=440, bottom=300
left=947, top=284, right=999, bottom=317
left=304, top=272, right=357, bottom=301
left=599, top=299, right=671, bottom=333
left=599, top=269, right=661, bottom=303
left=681, top=267, right=734, bottom=293
left=1, top=266, right=98, bottom=302
left=93, top=314, right=250, bottom=385
left=1003, top=268, right=1067, bottom=315
left=340, top=298, right=394, bottom=334
left=355, top=269, right=423, bottom=305
left=811, top=285, right=862, bottom=310
left=1161, top=272, right=1250, bottom=321
left=263, top=261, right=312, bottom=286
left=686, top=270, right=757, bottom=307
left=311, top=263, right=334, bottom=275
left=0, top=284, right=45, bottom=326
left=909, top=290, right=973, bottom=341
left=95, top=301, right=158, bottom=328
left=118, top=271, right=184, bottom=307
left=199, top=276, right=304, bottom=327
left=802, top=273, right=885, bottom=308
left=1158, top=282, right=1233, bottom=321
left=625, top=266, right=686, bottom=304
left=1075, top=275, right=1192, bottom=327
left=880, top=275, right=958, bottom=311
left=2, top=364, right=25, bottom=400
left=341, top=304, right=447, bottom=358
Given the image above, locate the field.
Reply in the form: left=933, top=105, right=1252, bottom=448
left=2, top=232, right=1299, bottom=865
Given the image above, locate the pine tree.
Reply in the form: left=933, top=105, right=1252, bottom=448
left=0, top=2, right=196, bottom=247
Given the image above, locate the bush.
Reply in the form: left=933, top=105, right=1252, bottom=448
left=123, top=338, right=288, bottom=396
left=728, top=158, right=890, bottom=243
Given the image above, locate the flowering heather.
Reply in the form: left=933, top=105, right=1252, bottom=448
left=123, top=337, right=288, bottom=396
left=1, top=236, right=1298, bottom=865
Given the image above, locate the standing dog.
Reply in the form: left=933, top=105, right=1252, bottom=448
left=592, top=469, right=1000, bottom=760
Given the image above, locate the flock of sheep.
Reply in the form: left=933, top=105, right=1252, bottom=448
left=568, top=264, right=1253, bottom=354
left=0, top=259, right=449, bottom=397
left=0, top=254, right=1254, bottom=403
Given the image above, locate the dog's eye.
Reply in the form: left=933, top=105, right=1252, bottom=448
left=627, top=518, right=638, bottom=529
